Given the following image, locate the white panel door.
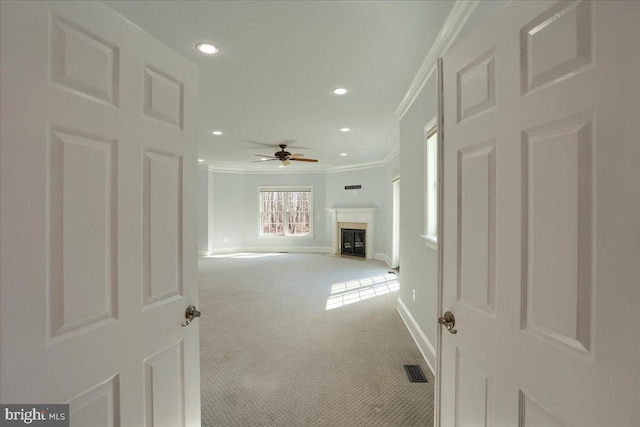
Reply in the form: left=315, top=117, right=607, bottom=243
left=438, top=1, right=639, bottom=426
left=0, top=1, right=201, bottom=426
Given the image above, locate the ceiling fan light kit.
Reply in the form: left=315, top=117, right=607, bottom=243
left=252, top=144, right=318, bottom=167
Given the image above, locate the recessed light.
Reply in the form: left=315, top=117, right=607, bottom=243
left=340, top=127, right=351, bottom=132
left=332, top=87, right=349, bottom=95
left=278, top=165, right=284, bottom=168
left=340, top=153, right=348, bottom=157
left=196, top=42, right=220, bottom=55
left=198, top=159, right=204, bottom=162
left=212, top=130, right=223, bottom=136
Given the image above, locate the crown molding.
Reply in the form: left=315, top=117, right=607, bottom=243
left=384, top=144, right=400, bottom=164
left=325, top=160, right=386, bottom=174
left=244, top=168, right=326, bottom=175
left=395, top=0, right=480, bottom=120
left=207, top=157, right=395, bottom=175
left=207, top=166, right=247, bottom=174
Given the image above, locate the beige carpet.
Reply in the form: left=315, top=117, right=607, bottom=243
left=199, top=253, right=434, bottom=427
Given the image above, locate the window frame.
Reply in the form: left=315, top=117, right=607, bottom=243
left=422, top=117, right=438, bottom=250
left=257, top=186, right=314, bottom=239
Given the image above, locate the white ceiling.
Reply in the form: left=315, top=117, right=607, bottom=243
left=104, top=0, right=455, bottom=172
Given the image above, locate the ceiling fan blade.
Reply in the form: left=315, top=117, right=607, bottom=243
left=290, top=158, right=318, bottom=163
left=282, top=160, right=291, bottom=166
left=246, top=140, right=275, bottom=147
left=289, top=153, right=304, bottom=158
left=254, top=154, right=277, bottom=158
left=278, top=140, right=296, bottom=147
left=247, top=140, right=309, bottom=149
left=251, top=159, right=278, bottom=162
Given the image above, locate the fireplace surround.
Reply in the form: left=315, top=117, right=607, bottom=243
left=326, top=208, right=376, bottom=259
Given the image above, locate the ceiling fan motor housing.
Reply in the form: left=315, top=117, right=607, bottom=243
left=276, top=146, right=291, bottom=160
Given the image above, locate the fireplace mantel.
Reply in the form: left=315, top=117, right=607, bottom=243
left=326, top=208, right=376, bottom=259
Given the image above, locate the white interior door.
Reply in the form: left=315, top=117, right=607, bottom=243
left=0, top=1, right=201, bottom=425
left=438, top=1, right=639, bottom=426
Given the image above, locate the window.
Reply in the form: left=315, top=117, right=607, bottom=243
left=424, top=125, right=438, bottom=248
left=259, top=187, right=312, bottom=237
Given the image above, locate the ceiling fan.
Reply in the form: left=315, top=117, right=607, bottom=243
left=252, top=144, right=318, bottom=166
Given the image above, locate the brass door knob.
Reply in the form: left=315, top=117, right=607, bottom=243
left=438, top=311, right=457, bottom=334
left=181, top=305, right=201, bottom=327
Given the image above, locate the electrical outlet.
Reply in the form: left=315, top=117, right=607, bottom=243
left=412, top=289, right=416, bottom=301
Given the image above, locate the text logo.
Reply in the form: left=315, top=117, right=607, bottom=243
left=1, top=405, right=68, bottom=427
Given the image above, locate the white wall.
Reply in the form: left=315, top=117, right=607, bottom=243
left=199, top=166, right=393, bottom=262
left=395, top=0, right=506, bottom=371
left=398, top=79, right=439, bottom=368
left=210, top=171, right=246, bottom=252
left=326, top=166, right=388, bottom=257
left=198, top=165, right=215, bottom=255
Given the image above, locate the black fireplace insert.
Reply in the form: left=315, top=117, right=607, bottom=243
left=341, top=228, right=365, bottom=258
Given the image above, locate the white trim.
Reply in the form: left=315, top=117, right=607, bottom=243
left=423, top=116, right=438, bottom=136
left=390, top=174, right=400, bottom=184
left=384, top=144, right=400, bottom=165
left=420, top=234, right=438, bottom=251
left=325, top=161, right=386, bottom=173
left=207, top=166, right=246, bottom=174
left=424, top=122, right=439, bottom=243
left=435, top=56, right=446, bottom=427
left=243, top=246, right=333, bottom=254
left=207, top=160, right=390, bottom=175
left=395, top=0, right=480, bottom=119
left=258, top=186, right=314, bottom=238
left=206, top=246, right=245, bottom=255
left=374, top=252, right=392, bottom=267
left=396, top=297, right=436, bottom=374
left=204, top=246, right=333, bottom=256
left=326, top=208, right=376, bottom=259
left=245, top=168, right=326, bottom=175
left=391, top=179, right=400, bottom=268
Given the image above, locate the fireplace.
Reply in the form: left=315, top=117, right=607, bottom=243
left=341, top=228, right=366, bottom=258
left=325, top=208, right=376, bottom=259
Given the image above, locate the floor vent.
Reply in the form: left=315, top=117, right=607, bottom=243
left=404, top=365, right=428, bottom=383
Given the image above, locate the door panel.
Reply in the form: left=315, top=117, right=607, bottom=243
left=439, top=1, right=640, bottom=426
left=522, top=111, right=593, bottom=355
left=143, top=151, right=183, bottom=308
left=143, top=342, right=185, bottom=427
left=455, top=349, right=493, bottom=427
left=457, top=141, right=496, bottom=317
left=0, top=1, right=200, bottom=425
left=49, top=129, right=119, bottom=339
left=68, top=376, right=120, bottom=427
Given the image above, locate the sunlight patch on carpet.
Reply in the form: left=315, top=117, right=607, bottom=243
left=326, top=274, right=399, bottom=310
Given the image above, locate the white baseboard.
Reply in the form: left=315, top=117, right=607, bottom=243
left=373, top=252, right=393, bottom=268
left=244, top=246, right=333, bottom=254
left=396, top=296, right=436, bottom=374
left=207, top=247, right=244, bottom=255
left=198, top=249, right=211, bottom=256
left=219, top=246, right=333, bottom=255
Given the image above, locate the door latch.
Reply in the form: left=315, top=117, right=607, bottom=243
left=182, top=305, right=201, bottom=327
left=438, top=311, right=457, bottom=334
